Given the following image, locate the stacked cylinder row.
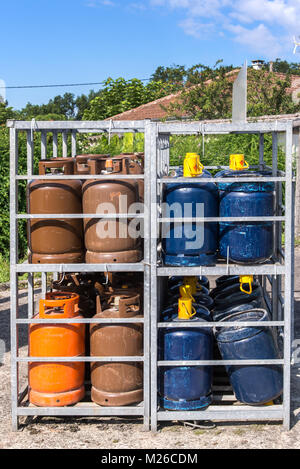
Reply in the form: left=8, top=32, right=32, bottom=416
left=29, top=273, right=144, bottom=407
left=28, top=153, right=144, bottom=265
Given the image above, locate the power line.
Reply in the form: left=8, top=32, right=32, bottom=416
left=0, top=78, right=151, bottom=90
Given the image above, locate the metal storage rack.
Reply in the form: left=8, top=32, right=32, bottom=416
left=9, top=119, right=152, bottom=431
left=149, top=120, right=295, bottom=431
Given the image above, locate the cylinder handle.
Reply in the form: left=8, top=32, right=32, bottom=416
left=239, top=275, right=253, bottom=295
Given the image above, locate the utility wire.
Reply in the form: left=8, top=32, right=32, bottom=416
left=0, top=78, right=151, bottom=90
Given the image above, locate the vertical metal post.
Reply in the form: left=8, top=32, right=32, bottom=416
left=62, top=131, right=68, bottom=158
left=283, top=122, right=293, bottom=430
left=52, top=131, right=58, bottom=282
left=26, top=131, right=34, bottom=318
left=71, top=131, right=77, bottom=158
left=258, top=133, right=265, bottom=289
left=295, top=129, right=300, bottom=238
left=10, top=128, right=19, bottom=431
left=150, top=122, right=158, bottom=432
left=53, top=131, right=58, bottom=158
left=259, top=133, right=264, bottom=169
left=272, top=132, right=279, bottom=321
left=41, top=131, right=47, bottom=160
left=143, top=122, right=151, bottom=430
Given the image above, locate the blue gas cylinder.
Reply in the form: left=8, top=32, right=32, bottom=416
left=215, top=309, right=283, bottom=404
left=162, top=173, right=219, bottom=266
left=158, top=304, right=213, bottom=410
left=216, top=170, right=274, bottom=263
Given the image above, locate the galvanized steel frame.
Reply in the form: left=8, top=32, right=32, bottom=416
left=149, top=120, right=294, bottom=432
left=9, top=120, right=151, bottom=431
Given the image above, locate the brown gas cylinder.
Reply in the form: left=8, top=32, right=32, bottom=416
left=82, top=156, right=142, bottom=263
left=28, top=292, right=85, bottom=407
left=90, top=294, right=143, bottom=406
left=75, top=154, right=110, bottom=176
left=118, top=153, right=144, bottom=203
left=28, top=158, right=84, bottom=264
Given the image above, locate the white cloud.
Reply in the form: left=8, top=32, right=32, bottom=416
left=150, top=0, right=300, bottom=57
left=86, top=0, right=116, bottom=7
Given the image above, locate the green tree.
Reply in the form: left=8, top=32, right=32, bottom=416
left=167, top=62, right=300, bottom=120
left=83, top=77, right=177, bottom=120
left=0, top=101, right=15, bottom=124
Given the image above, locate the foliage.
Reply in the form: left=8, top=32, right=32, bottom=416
left=265, top=59, right=300, bottom=75
left=166, top=62, right=300, bottom=120
left=82, top=77, right=177, bottom=120
left=0, top=101, right=16, bottom=124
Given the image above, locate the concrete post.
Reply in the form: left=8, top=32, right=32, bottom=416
left=295, top=129, right=300, bottom=238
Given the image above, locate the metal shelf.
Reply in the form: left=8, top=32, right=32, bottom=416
left=149, top=120, right=294, bottom=431
left=9, top=120, right=151, bottom=431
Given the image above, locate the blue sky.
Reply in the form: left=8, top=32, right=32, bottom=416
left=0, top=0, right=299, bottom=110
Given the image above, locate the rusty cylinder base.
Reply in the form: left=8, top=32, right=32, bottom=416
left=85, top=249, right=142, bottom=264
left=30, top=252, right=85, bottom=264
left=29, top=385, right=85, bottom=407
left=91, top=386, right=143, bottom=406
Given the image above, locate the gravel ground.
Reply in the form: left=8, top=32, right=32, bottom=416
left=0, top=251, right=300, bottom=449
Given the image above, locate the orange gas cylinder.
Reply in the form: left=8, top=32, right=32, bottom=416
left=28, top=292, right=85, bottom=407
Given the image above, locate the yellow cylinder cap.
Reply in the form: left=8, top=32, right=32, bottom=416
left=229, top=154, right=249, bottom=171
left=178, top=298, right=197, bottom=320
left=183, top=152, right=204, bottom=178
left=183, top=276, right=201, bottom=294
left=179, top=284, right=194, bottom=300
left=239, top=275, right=254, bottom=295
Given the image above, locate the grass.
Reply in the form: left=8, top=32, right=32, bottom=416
left=0, top=255, right=42, bottom=285
left=0, top=255, right=9, bottom=283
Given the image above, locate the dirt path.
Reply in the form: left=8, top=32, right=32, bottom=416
left=1, top=251, right=300, bottom=449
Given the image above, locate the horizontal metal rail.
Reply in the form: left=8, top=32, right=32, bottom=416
left=14, top=263, right=146, bottom=273
left=17, top=318, right=145, bottom=324
left=16, top=174, right=144, bottom=180
left=157, top=359, right=284, bottom=366
left=157, top=265, right=285, bottom=276
left=159, top=177, right=285, bottom=183
left=17, top=406, right=145, bottom=416
left=157, top=406, right=283, bottom=421
left=17, top=356, right=144, bottom=363
left=157, top=121, right=291, bottom=133
left=7, top=120, right=146, bottom=131
left=157, top=321, right=284, bottom=328
left=18, top=213, right=144, bottom=219
left=159, top=216, right=284, bottom=222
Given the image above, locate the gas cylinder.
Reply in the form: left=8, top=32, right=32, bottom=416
left=212, top=276, right=264, bottom=321
left=28, top=158, right=84, bottom=264
left=75, top=154, right=110, bottom=176
left=210, top=275, right=240, bottom=298
left=162, top=153, right=218, bottom=266
left=118, top=153, right=144, bottom=203
left=158, top=295, right=213, bottom=410
left=166, top=278, right=213, bottom=311
left=90, top=294, right=143, bottom=406
left=28, top=292, right=85, bottom=407
left=216, top=154, right=274, bottom=264
left=215, top=309, right=283, bottom=404
left=82, top=156, right=142, bottom=263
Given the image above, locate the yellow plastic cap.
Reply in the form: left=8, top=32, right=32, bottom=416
left=183, top=153, right=204, bottom=178
left=178, top=298, right=196, bottom=320
left=229, top=154, right=249, bottom=171
left=239, top=275, right=254, bottom=295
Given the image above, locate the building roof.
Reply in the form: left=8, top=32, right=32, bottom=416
left=107, top=70, right=300, bottom=122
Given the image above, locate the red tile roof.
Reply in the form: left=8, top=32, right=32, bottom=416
left=107, top=70, right=300, bottom=121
